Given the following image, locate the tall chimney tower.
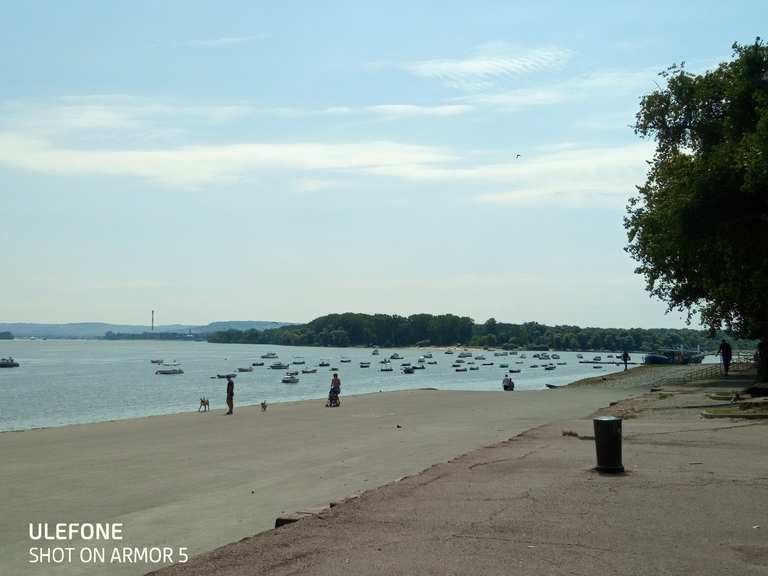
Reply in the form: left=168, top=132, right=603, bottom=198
left=151, top=310, right=155, bottom=332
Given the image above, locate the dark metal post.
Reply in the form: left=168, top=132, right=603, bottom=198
left=593, top=416, right=624, bottom=473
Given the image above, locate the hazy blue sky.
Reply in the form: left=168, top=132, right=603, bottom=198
left=1, top=1, right=763, bottom=327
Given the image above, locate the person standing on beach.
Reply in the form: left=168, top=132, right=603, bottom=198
left=717, top=339, right=733, bottom=376
left=621, top=350, right=630, bottom=371
left=225, top=376, right=235, bottom=415
left=326, top=373, right=342, bottom=407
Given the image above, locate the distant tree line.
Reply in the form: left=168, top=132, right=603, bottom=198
left=207, top=313, right=756, bottom=352
left=0, top=331, right=13, bottom=340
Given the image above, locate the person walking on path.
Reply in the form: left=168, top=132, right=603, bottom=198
left=225, top=376, right=235, bottom=415
left=621, top=350, right=631, bottom=371
left=717, top=339, right=733, bottom=376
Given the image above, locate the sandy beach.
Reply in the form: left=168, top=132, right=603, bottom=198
left=150, top=368, right=767, bottom=576
left=0, top=375, right=644, bottom=576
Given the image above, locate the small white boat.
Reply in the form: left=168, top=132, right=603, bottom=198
left=427, top=360, right=438, bottom=365
left=593, top=356, right=602, bottom=362
left=281, top=374, right=299, bottom=384
left=424, top=353, right=433, bottom=359
left=381, top=365, right=393, bottom=372
left=319, top=360, right=330, bottom=367
left=270, top=361, right=290, bottom=369
left=390, top=353, right=403, bottom=360
left=252, top=361, right=264, bottom=367
left=301, top=368, right=317, bottom=374
left=286, top=370, right=299, bottom=376
left=150, top=359, right=164, bottom=364
left=340, top=357, right=351, bottom=363
left=458, top=351, right=472, bottom=358
left=360, top=361, right=371, bottom=368
left=551, top=353, right=560, bottom=359
left=444, top=350, right=454, bottom=355
left=292, top=357, right=306, bottom=365
left=261, top=352, right=278, bottom=359
left=455, top=367, right=467, bottom=372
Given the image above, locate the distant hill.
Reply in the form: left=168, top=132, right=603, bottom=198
left=0, top=321, right=293, bottom=339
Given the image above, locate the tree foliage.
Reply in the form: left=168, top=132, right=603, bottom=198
left=207, top=313, right=753, bottom=352
left=626, top=40, right=768, bottom=339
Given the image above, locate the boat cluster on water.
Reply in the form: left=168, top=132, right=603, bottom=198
left=147, top=346, right=645, bottom=383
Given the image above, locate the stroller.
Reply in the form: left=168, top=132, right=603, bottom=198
left=326, top=386, right=341, bottom=407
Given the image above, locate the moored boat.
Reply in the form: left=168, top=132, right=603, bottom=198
left=270, top=361, right=290, bottom=369
left=237, top=367, right=253, bottom=372
left=281, top=374, right=299, bottom=384
left=156, top=368, right=184, bottom=375
left=261, top=352, right=278, bottom=359
left=1, top=357, right=20, bottom=368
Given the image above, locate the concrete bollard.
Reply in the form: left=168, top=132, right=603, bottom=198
left=593, top=416, right=624, bottom=473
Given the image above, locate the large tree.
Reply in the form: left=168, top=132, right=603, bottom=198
left=626, top=40, right=768, bottom=379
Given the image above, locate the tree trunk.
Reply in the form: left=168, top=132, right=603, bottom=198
left=758, top=337, right=768, bottom=383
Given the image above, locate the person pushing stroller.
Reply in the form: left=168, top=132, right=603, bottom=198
left=327, top=372, right=341, bottom=407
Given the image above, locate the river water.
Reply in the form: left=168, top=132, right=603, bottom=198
left=0, top=340, right=636, bottom=432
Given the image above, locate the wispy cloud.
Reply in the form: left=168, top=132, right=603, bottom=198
left=0, top=126, right=652, bottom=206
left=457, top=68, right=659, bottom=111
left=0, top=132, right=456, bottom=187
left=401, top=45, right=573, bottom=90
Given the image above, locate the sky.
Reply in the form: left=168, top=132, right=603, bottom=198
left=1, top=1, right=764, bottom=328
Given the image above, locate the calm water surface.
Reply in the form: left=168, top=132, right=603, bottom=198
left=0, top=340, right=635, bottom=432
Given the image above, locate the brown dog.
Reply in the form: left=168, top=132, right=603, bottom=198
left=198, top=397, right=210, bottom=412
